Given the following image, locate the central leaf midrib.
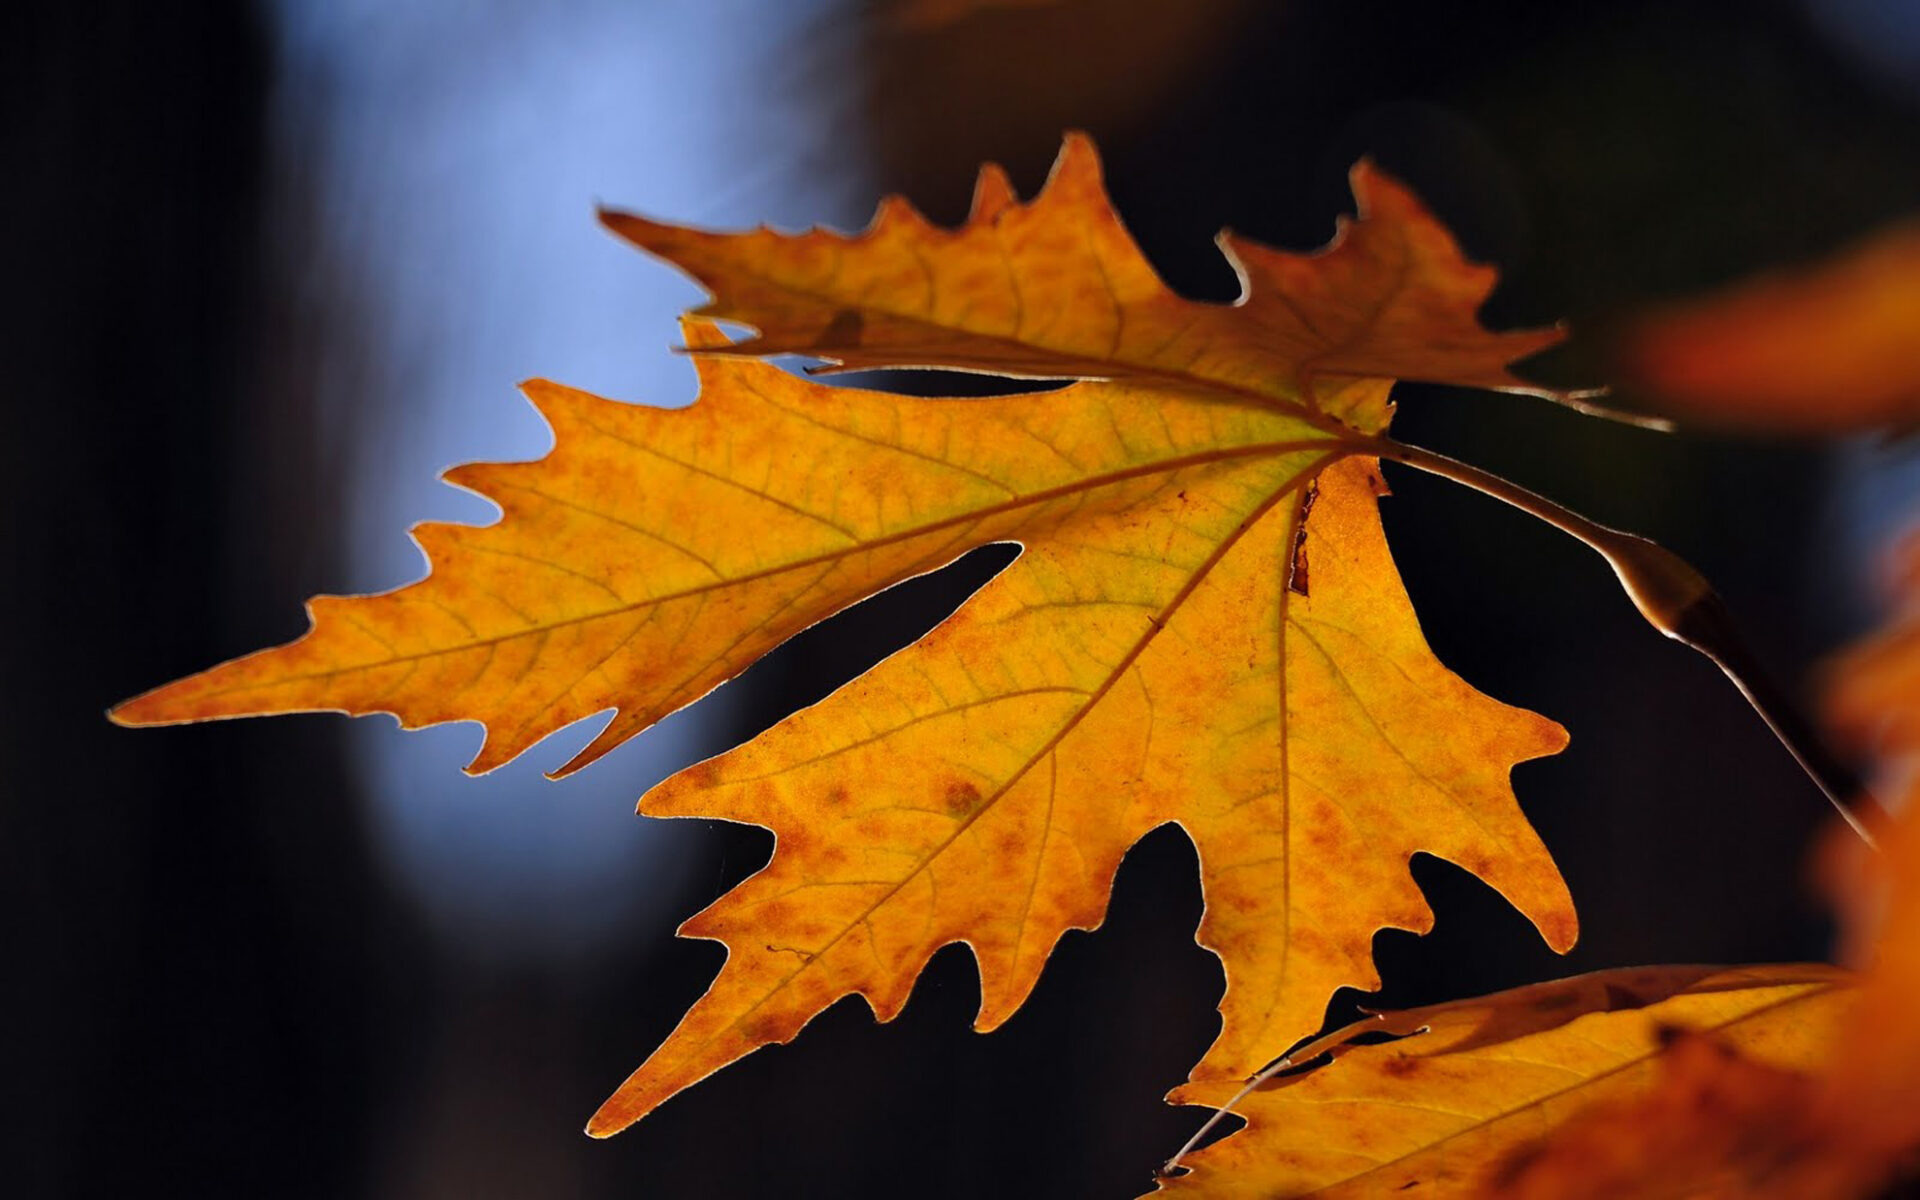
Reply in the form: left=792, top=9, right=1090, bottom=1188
left=656, top=234, right=1367, bottom=436
left=702, top=310, right=1365, bottom=438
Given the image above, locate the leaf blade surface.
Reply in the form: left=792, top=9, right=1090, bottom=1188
left=601, top=134, right=1564, bottom=411
left=112, top=135, right=1580, bottom=1145
left=1161, top=965, right=1853, bottom=1198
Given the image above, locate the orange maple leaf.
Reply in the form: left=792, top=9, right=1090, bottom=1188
left=599, top=133, right=1566, bottom=406
left=1368, top=213, right=1920, bottom=1200
left=112, top=135, right=1577, bottom=1144
left=1214, top=540, right=1920, bottom=1200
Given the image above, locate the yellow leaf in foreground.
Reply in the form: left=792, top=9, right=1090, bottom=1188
left=1242, top=543, right=1920, bottom=1200
left=1161, top=965, right=1853, bottom=1198
left=113, top=134, right=1577, bottom=1140
left=590, top=453, right=1572, bottom=1133
left=114, top=321, right=1348, bottom=779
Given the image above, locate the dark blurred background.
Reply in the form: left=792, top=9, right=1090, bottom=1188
left=9, top=0, right=1920, bottom=1196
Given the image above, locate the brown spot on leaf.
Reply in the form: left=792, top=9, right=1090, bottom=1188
left=777, top=827, right=813, bottom=858
left=1306, top=820, right=1341, bottom=855
left=1287, top=926, right=1332, bottom=959
left=1288, top=480, right=1319, bottom=597
left=1381, top=1055, right=1422, bottom=1078
left=739, top=1013, right=790, bottom=1046
left=944, top=780, right=981, bottom=816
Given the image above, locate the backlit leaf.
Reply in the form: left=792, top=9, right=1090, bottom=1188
left=1161, top=965, right=1853, bottom=1198
left=1286, top=545, right=1920, bottom=1200
left=113, top=135, right=1577, bottom=1144
left=600, top=132, right=1566, bottom=411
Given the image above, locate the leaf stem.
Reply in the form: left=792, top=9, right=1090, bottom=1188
left=1373, top=439, right=1880, bottom=849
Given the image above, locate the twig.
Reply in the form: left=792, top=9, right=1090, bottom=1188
left=1374, top=439, right=1880, bottom=849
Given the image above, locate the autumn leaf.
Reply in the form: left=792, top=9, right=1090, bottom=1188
left=598, top=133, right=1566, bottom=409
left=1473, top=231, right=1920, bottom=1197
left=1483, top=1026, right=1832, bottom=1200
left=111, top=135, right=1577, bottom=1141
left=1159, top=965, right=1854, bottom=1198
left=1473, top=838, right=1920, bottom=1199
left=1623, top=217, right=1920, bottom=432
left=1471, top=811, right=1920, bottom=1200
left=1278, top=543, right=1920, bottom=1200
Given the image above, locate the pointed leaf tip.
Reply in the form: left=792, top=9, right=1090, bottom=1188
left=969, top=161, right=1018, bottom=223
left=678, top=314, right=738, bottom=350
left=1040, top=129, right=1106, bottom=197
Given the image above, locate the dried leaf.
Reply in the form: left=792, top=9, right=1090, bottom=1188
left=112, top=135, right=1576, bottom=1140
left=600, top=132, right=1566, bottom=409
left=589, top=452, right=1572, bottom=1133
